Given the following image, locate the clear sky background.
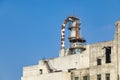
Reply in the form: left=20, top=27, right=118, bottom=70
left=0, top=0, right=120, bottom=80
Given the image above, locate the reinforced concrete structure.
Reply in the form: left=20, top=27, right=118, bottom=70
left=21, top=16, right=120, bottom=80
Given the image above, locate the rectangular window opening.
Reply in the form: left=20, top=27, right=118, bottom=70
left=83, top=76, right=88, bottom=80
left=97, top=58, right=101, bottom=65
left=97, top=74, right=101, bottom=80
left=106, top=73, right=110, bottom=80
left=105, top=47, right=111, bottom=63
left=39, top=69, right=43, bottom=74
left=75, top=77, right=79, bottom=80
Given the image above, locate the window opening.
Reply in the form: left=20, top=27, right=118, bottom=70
left=97, top=74, right=101, bottom=80
left=105, top=47, right=111, bottom=63
left=75, top=77, right=79, bottom=80
left=106, top=73, right=110, bottom=80
left=97, top=58, right=101, bottom=65
left=83, top=76, right=88, bottom=80
left=39, top=69, right=43, bottom=74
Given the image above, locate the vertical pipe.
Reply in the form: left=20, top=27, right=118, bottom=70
left=76, top=20, right=80, bottom=39
left=61, top=20, right=67, bottom=49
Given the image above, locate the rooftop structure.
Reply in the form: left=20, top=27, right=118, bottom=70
left=60, top=16, right=86, bottom=56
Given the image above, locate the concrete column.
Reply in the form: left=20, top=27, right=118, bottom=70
left=115, top=21, right=120, bottom=80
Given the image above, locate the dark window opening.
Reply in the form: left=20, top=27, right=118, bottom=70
left=39, top=69, right=43, bottom=74
left=97, top=74, right=101, bottom=80
left=106, top=73, right=110, bottom=80
left=105, top=47, right=111, bottom=63
left=97, top=59, right=101, bottom=65
left=75, top=77, right=79, bottom=80
left=83, top=76, right=88, bottom=80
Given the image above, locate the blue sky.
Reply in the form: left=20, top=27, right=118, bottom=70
left=0, top=0, right=120, bottom=80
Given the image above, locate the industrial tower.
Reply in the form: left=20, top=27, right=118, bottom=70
left=60, top=16, right=86, bottom=56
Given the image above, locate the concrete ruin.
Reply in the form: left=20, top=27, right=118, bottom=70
left=21, top=17, right=120, bottom=80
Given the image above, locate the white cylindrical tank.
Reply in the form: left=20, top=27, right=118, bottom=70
left=70, top=21, right=77, bottom=38
left=70, top=28, right=76, bottom=37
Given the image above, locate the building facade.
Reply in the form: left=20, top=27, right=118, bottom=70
left=21, top=17, right=120, bottom=80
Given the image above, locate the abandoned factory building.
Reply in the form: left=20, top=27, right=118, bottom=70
left=21, top=16, right=120, bottom=80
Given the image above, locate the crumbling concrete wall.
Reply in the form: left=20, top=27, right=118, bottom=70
left=21, top=21, right=120, bottom=80
left=21, top=72, right=71, bottom=80
left=89, top=41, right=117, bottom=80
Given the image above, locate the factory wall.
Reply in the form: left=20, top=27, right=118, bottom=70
left=21, top=72, right=71, bottom=80
left=21, top=21, right=120, bottom=80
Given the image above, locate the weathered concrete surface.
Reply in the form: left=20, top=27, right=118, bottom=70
left=21, top=21, right=120, bottom=80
